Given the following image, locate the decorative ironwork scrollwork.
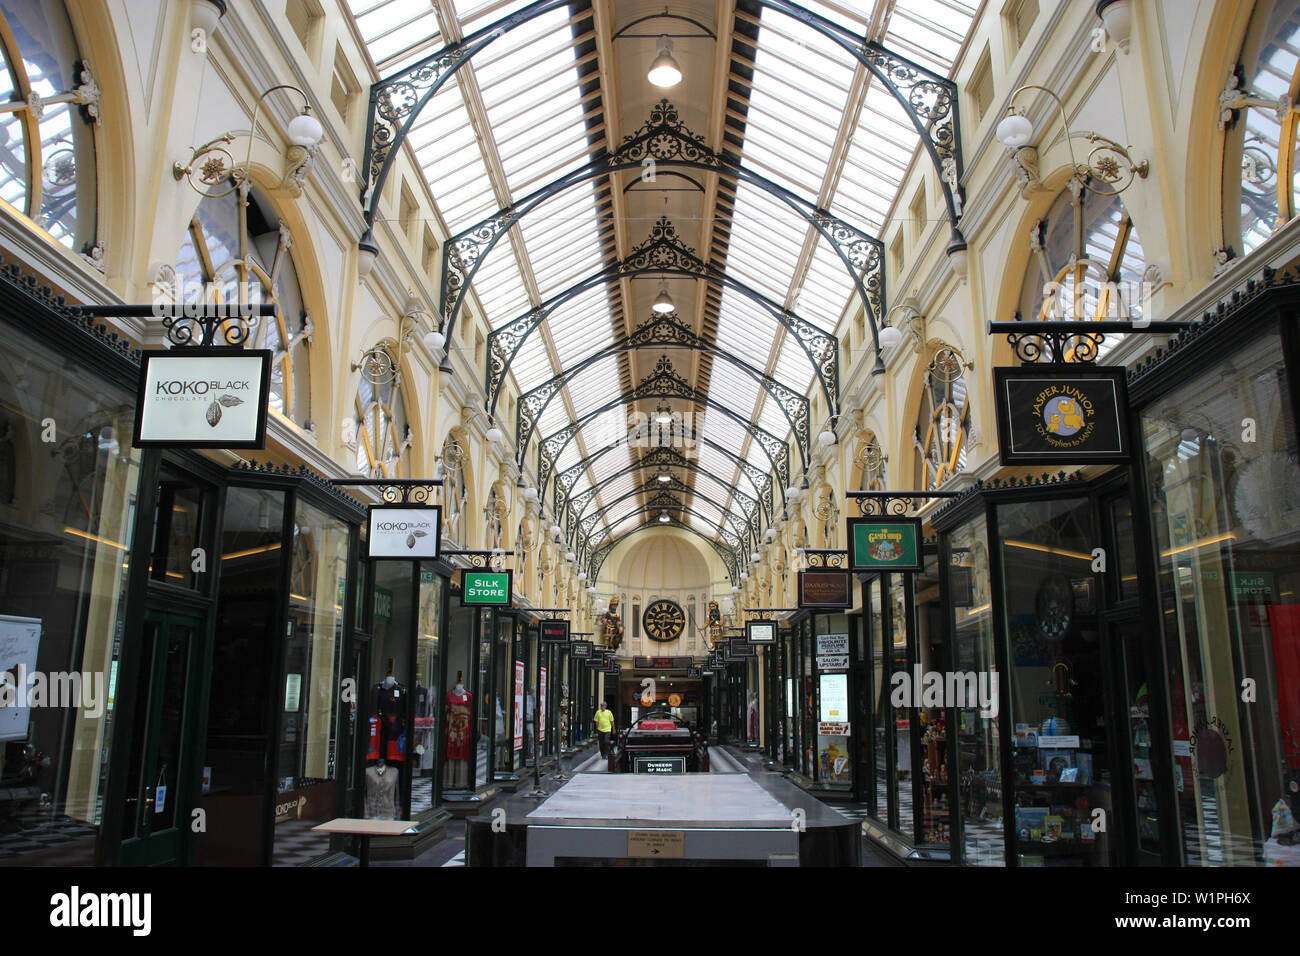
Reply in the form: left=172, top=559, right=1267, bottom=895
left=802, top=549, right=848, bottom=569
left=1006, top=327, right=1106, bottom=365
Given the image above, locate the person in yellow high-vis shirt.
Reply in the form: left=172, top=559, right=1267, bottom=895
left=594, top=701, right=615, bottom=759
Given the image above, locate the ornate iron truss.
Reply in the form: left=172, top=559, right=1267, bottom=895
left=486, top=216, right=839, bottom=419
left=534, top=354, right=790, bottom=514
left=513, top=310, right=811, bottom=470
left=551, top=443, right=775, bottom=528
left=358, top=0, right=965, bottom=351
left=450, top=100, right=882, bottom=383
left=574, top=477, right=755, bottom=553
left=590, top=519, right=742, bottom=586
left=571, top=467, right=759, bottom=539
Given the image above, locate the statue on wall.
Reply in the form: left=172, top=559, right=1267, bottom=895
left=698, top=599, right=724, bottom=648
left=600, top=595, right=624, bottom=651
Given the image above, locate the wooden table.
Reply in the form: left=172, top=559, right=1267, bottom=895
left=312, top=818, right=417, bottom=867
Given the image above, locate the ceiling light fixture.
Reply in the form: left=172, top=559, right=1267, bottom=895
left=658, top=511, right=671, bottom=523
left=656, top=469, right=672, bottom=483
left=652, top=281, right=674, bottom=313
left=647, top=35, right=682, bottom=88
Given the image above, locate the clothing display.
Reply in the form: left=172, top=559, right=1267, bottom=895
left=364, top=763, right=398, bottom=820
left=372, top=680, right=406, bottom=763
left=444, top=686, right=472, bottom=789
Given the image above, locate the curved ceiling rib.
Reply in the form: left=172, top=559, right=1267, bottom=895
left=346, top=0, right=979, bottom=570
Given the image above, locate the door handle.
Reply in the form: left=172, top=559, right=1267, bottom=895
left=141, top=787, right=154, bottom=829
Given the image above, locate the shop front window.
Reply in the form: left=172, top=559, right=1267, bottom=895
left=998, top=496, right=1111, bottom=866
left=889, top=576, right=914, bottom=837
left=493, top=613, right=513, bottom=773
left=412, top=569, right=443, bottom=813
left=272, top=500, right=350, bottom=864
left=0, top=330, right=137, bottom=864
left=366, top=562, right=414, bottom=819
left=950, top=514, right=1003, bottom=865
left=815, top=612, right=851, bottom=789
left=869, top=577, right=889, bottom=820
left=475, top=609, right=492, bottom=782
left=442, top=603, right=475, bottom=792
left=202, top=486, right=285, bottom=865
left=1143, top=330, right=1300, bottom=866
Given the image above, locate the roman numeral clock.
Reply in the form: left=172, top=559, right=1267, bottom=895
left=642, top=599, right=686, bottom=643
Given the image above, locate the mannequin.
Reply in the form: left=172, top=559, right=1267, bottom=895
left=365, top=668, right=405, bottom=818
left=444, top=671, right=472, bottom=789
left=747, top=690, right=759, bottom=743
left=525, top=690, right=536, bottom=763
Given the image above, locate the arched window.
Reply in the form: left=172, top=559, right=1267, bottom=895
left=914, top=346, right=970, bottom=491
left=176, top=184, right=313, bottom=426
left=1016, top=181, right=1145, bottom=361
left=353, top=363, right=410, bottom=478
left=0, top=0, right=96, bottom=250
left=1223, top=0, right=1300, bottom=257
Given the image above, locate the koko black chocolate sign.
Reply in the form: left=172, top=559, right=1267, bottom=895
left=993, top=366, right=1131, bottom=464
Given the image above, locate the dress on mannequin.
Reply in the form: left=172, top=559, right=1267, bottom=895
left=364, top=762, right=398, bottom=819
left=444, top=680, right=472, bottom=789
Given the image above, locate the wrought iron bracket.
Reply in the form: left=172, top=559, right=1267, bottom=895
left=333, top=478, right=445, bottom=504
left=847, top=488, right=962, bottom=516
left=988, top=319, right=1194, bottom=365
left=68, top=302, right=278, bottom=348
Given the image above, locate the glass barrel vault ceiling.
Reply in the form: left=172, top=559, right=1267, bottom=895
left=345, top=0, right=978, bottom=555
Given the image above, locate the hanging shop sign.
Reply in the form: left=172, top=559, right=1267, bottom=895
left=798, top=570, right=852, bottom=608
left=992, top=365, right=1131, bottom=465
left=540, top=619, right=570, bottom=644
left=847, top=517, right=923, bottom=572
left=728, top=637, right=756, bottom=659
left=367, top=505, right=441, bottom=559
left=634, top=756, right=686, bottom=774
left=460, top=569, right=512, bottom=606
left=134, top=348, right=272, bottom=448
left=570, top=640, right=593, bottom=658
left=746, top=620, right=777, bottom=644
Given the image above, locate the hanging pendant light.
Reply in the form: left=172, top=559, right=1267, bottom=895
left=658, top=511, right=671, bottom=523
left=647, top=35, right=682, bottom=88
left=652, top=280, right=674, bottom=313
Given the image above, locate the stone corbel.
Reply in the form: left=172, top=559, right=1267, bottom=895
left=279, top=142, right=319, bottom=197
left=1011, top=145, right=1042, bottom=196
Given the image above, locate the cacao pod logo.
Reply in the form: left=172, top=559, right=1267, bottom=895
left=205, top=393, right=245, bottom=427
left=405, top=530, right=429, bottom=549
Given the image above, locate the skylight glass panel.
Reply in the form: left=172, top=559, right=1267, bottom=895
left=510, top=334, right=558, bottom=395
left=470, top=251, right=531, bottom=325
left=452, top=0, right=538, bottom=35
left=567, top=356, right=621, bottom=419
left=349, top=0, right=442, bottom=72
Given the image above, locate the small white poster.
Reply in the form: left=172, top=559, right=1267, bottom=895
left=368, top=506, right=441, bottom=559
left=136, top=350, right=270, bottom=446
left=0, top=615, right=43, bottom=741
left=816, top=633, right=849, bottom=656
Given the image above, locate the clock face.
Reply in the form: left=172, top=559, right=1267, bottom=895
left=642, top=599, right=686, bottom=643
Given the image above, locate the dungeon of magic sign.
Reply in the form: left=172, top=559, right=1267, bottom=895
left=993, top=365, right=1131, bottom=465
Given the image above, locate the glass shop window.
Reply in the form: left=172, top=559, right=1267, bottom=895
left=998, top=496, right=1111, bottom=866
left=949, top=515, right=1004, bottom=865
left=272, top=500, right=350, bottom=864
left=1143, top=330, right=1300, bottom=866
left=411, top=569, right=443, bottom=813
left=365, top=562, right=413, bottom=820
left=442, top=602, right=475, bottom=791
left=0, top=329, right=137, bottom=863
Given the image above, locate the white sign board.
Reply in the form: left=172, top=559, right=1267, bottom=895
left=135, top=349, right=271, bottom=447
left=368, top=506, right=441, bottom=559
left=816, top=633, right=849, bottom=656
left=0, top=615, right=43, bottom=741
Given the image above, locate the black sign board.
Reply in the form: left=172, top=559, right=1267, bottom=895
left=540, top=619, right=570, bottom=644
left=951, top=566, right=974, bottom=607
left=634, top=756, right=685, bottom=774
left=570, top=640, right=593, bottom=658
left=728, top=637, right=756, bottom=659
left=134, top=347, right=272, bottom=448
left=687, top=666, right=701, bottom=678
left=993, top=365, right=1131, bottom=464
left=798, top=570, right=853, bottom=609
left=746, top=620, right=777, bottom=644
left=602, top=664, right=621, bottom=676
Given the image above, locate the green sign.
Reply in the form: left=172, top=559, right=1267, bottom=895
left=461, top=569, right=512, bottom=606
left=1232, top=571, right=1274, bottom=602
left=847, top=517, right=923, bottom=571
left=374, top=586, right=393, bottom=623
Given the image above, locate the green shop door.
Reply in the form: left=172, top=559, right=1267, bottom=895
left=118, top=610, right=208, bottom=866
